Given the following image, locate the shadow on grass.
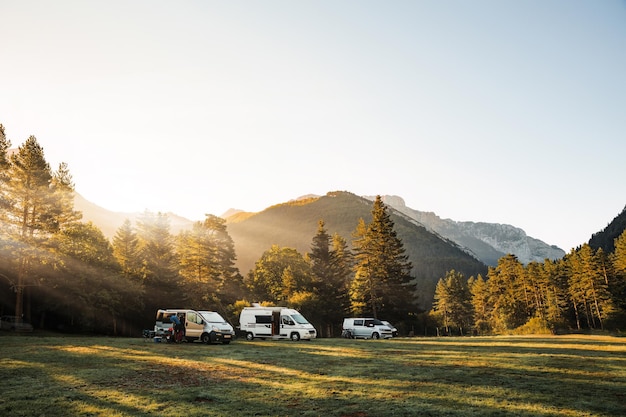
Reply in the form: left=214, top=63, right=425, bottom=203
left=1, top=335, right=625, bottom=416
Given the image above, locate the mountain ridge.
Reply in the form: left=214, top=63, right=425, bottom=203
left=370, top=195, right=566, bottom=265
left=73, top=191, right=565, bottom=267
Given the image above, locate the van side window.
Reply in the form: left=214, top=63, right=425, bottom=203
left=365, top=320, right=374, bottom=326
left=187, top=312, right=203, bottom=324
left=354, top=319, right=364, bottom=326
left=255, top=315, right=272, bottom=324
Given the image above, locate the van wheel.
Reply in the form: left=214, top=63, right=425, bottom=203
left=291, top=332, right=300, bottom=341
left=245, top=332, right=254, bottom=341
left=372, top=332, right=380, bottom=340
left=201, top=333, right=211, bottom=344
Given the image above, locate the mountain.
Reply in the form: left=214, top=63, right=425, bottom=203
left=225, top=191, right=488, bottom=309
left=73, top=192, right=194, bottom=238
left=372, top=195, right=566, bottom=266
left=589, top=205, right=626, bottom=253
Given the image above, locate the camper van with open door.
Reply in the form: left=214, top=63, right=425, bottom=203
left=239, top=306, right=316, bottom=341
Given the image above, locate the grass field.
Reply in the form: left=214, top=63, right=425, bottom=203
left=1, top=334, right=625, bottom=417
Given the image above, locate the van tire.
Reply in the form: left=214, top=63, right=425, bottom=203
left=201, top=333, right=211, bottom=344
left=245, top=332, right=254, bottom=341
left=290, top=332, right=300, bottom=341
left=372, top=332, right=380, bottom=340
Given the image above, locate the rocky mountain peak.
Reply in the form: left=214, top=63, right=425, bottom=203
left=369, top=195, right=565, bottom=266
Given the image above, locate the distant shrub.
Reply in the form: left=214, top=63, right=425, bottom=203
left=513, top=317, right=552, bottom=335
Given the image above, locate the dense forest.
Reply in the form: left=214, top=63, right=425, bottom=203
left=1, top=126, right=625, bottom=336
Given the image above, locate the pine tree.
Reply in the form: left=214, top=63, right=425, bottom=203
left=307, top=220, right=351, bottom=336
left=610, top=230, right=626, bottom=311
left=112, top=219, right=142, bottom=280
left=200, top=214, right=242, bottom=307
left=469, top=274, right=490, bottom=334
left=613, top=230, right=626, bottom=275
left=350, top=196, right=416, bottom=322
left=3, top=136, right=79, bottom=319
left=487, top=254, right=527, bottom=332
left=567, top=244, right=615, bottom=330
left=432, top=278, right=451, bottom=334
left=136, top=211, right=180, bottom=312
left=432, top=270, right=473, bottom=335
left=0, top=124, right=12, bottom=213
left=177, top=214, right=242, bottom=311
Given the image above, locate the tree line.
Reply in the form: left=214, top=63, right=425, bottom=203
left=0, top=127, right=417, bottom=336
left=431, top=237, right=626, bottom=335
left=3, top=127, right=625, bottom=337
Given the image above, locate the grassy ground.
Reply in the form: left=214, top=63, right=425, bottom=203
left=1, top=334, right=625, bottom=417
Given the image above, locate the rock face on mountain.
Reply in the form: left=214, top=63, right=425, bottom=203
left=373, top=195, right=565, bottom=266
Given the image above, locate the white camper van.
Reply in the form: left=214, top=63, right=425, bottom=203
left=155, top=309, right=234, bottom=344
left=239, top=306, right=317, bottom=341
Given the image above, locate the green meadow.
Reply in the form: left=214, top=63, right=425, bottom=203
left=1, top=334, right=625, bottom=417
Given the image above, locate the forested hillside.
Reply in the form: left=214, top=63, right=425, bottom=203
left=226, top=191, right=488, bottom=309
left=589, top=206, right=626, bottom=253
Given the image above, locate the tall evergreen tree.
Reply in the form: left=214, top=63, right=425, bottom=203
left=307, top=220, right=351, bottom=337
left=468, top=274, right=490, bottom=334
left=486, top=254, right=527, bottom=332
left=112, top=219, right=143, bottom=280
left=350, top=196, right=416, bottom=322
left=200, top=214, right=242, bottom=308
left=567, top=244, right=615, bottom=330
left=0, top=124, right=11, bottom=213
left=610, top=230, right=626, bottom=312
left=177, top=214, right=242, bottom=313
left=432, top=270, right=473, bottom=335
left=3, top=136, right=79, bottom=319
left=536, top=259, right=569, bottom=330
left=136, top=211, right=180, bottom=313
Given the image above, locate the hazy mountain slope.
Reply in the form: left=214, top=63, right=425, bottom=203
left=589, top=205, right=626, bottom=253
left=373, top=195, right=566, bottom=266
left=73, top=192, right=194, bottom=238
left=226, top=191, right=488, bottom=309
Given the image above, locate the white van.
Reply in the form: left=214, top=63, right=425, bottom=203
left=155, top=309, right=234, bottom=344
left=198, top=311, right=235, bottom=342
left=239, top=306, right=316, bottom=341
left=342, top=318, right=394, bottom=339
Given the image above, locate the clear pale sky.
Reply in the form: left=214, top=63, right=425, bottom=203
left=1, top=1, right=625, bottom=253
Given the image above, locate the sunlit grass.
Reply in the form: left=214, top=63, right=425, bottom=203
left=1, top=334, right=625, bottom=416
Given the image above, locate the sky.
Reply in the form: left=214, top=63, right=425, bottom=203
left=1, top=1, right=625, bottom=253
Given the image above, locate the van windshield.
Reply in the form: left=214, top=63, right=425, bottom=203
left=200, top=311, right=226, bottom=323
left=291, top=314, right=309, bottom=324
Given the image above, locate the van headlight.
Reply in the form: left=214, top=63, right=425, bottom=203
left=211, top=325, right=220, bottom=332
